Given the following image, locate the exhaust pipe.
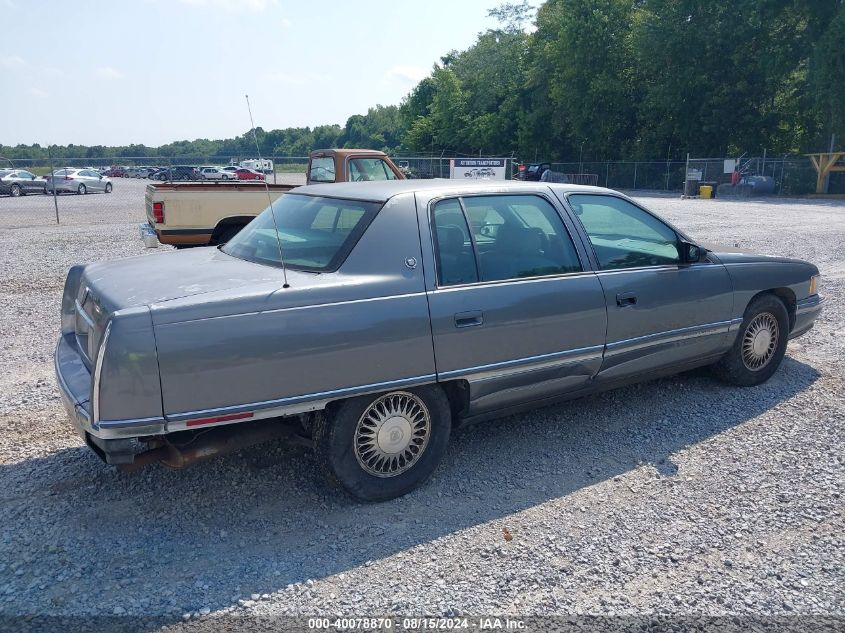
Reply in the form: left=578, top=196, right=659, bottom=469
left=118, top=419, right=298, bottom=473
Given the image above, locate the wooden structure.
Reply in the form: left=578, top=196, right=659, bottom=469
left=806, top=152, right=845, bottom=193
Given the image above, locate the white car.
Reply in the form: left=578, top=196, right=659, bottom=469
left=199, top=167, right=232, bottom=180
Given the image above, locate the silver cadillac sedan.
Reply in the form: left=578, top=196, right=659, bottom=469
left=55, top=180, right=823, bottom=500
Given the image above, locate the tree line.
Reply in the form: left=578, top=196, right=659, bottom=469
left=3, top=0, right=843, bottom=164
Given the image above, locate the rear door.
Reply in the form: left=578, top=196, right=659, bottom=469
left=417, top=189, right=608, bottom=416
left=560, top=192, right=734, bottom=381
left=18, top=171, right=38, bottom=193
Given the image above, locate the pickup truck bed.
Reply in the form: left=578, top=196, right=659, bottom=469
left=144, top=181, right=296, bottom=247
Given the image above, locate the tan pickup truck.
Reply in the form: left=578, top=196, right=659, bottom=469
left=142, top=149, right=405, bottom=247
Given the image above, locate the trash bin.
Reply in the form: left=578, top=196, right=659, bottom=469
left=684, top=178, right=701, bottom=196
left=699, top=185, right=713, bottom=199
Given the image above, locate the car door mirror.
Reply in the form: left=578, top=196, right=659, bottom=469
left=680, top=240, right=705, bottom=263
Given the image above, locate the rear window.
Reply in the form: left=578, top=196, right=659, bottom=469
left=222, top=194, right=382, bottom=272
left=309, top=157, right=335, bottom=183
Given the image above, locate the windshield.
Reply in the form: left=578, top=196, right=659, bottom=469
left=222, top=194, right=383, bottom=272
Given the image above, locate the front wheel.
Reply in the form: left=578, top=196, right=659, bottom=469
left=104, top=183, right=113, bottom=193
left=712, top=294, right=789, bottom=386
left=313, top=386, right=451, bottom=501
left=77, top=184, right=86, bottom=195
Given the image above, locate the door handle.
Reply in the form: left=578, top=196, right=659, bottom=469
left=454, top=310, right=483, bottom=328
left=616, top=292, right=637, bottom=307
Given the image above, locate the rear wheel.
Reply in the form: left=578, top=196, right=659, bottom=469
left=313, top=385, right=451, bottom=501
left=77, top=184, right=86, bottom=195
left=712, top=294, right=789, bottom=386
left=10, top=184, right=21, bottom=197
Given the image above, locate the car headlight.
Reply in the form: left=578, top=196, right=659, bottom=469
left=809, top=274, right=820, bottom=296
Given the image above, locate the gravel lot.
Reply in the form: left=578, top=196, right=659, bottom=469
left=0, top=180, right=843, bottom=629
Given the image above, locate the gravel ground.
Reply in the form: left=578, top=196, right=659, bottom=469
left=0, top=182, right=843, bottom=630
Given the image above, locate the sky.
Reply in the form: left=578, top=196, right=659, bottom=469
left=0, top=0, right=505, bottom=147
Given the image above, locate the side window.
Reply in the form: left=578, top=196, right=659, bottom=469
left=349, top=158, right=398, bottom=181
left=309, top=157, right=335, bottom=183
left=568, top=194, right=680, bottom=270
left=20, top=171, right=34, bottom=179
left=463, top=195, right=582, bottom=282
left=431, top=199, right=478, bottom=286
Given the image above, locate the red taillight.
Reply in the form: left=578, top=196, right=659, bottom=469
left=64, top=175, right=72, bottom=180
left=152, top=201, right=165, bottom=224
left=518, top=164, right=526, bottom=171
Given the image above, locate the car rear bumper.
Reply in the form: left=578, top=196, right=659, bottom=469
left=55, top=334, right=165, bottom=447
left=790, top=295, right=824, bottom=339
left=54, top=333, right=93, bottom=438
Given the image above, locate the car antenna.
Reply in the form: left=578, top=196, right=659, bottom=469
left=246, top=94, right=290, bottom=289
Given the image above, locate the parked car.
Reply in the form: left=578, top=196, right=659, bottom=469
left=199, top=166, right=232, bottom=180
left=130, top=166, right=157, bottom=178
left=516, top=162, right=551, bottom=181
left=45, top=169, right=113, bottom=194
left=234, top=168, right=265, bottom=181
left=102, top=166, right=126, bottom=178
left=0, top=169, right=47, bottom=196
left=153, top=166, right=199, bottom=181
left=55, top=181, right=823, bottom=501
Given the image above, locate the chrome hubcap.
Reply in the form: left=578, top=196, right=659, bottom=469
left=354, top=392, right=431, bottom=478
left=742, top=312, right=779, bottom=370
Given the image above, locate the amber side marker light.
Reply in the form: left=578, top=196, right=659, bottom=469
left=809, top=275, right=819, bottom=295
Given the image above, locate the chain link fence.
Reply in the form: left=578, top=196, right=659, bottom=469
left=0, top=152, right=833, bottom=229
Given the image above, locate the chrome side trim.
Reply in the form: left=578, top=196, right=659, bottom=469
left=91, top=320, right=112, bottom=429
left=796, top=295, right=823, bottom=315
left=728, top=317, right=744, bottom=332
left=438, top=344, right=604, bottom=381
left=98, top=417, right=166, bottom=429
left=606, top=320, right=733, bottom=356
left=94, top=417, right=166, bottom=439
left=430, top=271, right=594, bottom=294
left=166, top=373, right=438, bottom=424
left=158, top=292, right=430, bottom=326
left=74, top=299, right=95, bottom=329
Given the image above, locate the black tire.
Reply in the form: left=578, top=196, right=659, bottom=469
left=10, top=184, right=21, bottom=197
left=212, top=224, right=245, bottom=245
left=77, top=184, right=86, bottom=195
left=104, top=183, right=113, bottom=193
left=313, top=385, right=451, bottom=501
left=712, top=294, right=789, bottom=386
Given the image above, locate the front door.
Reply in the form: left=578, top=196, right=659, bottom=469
left=561, top=193, right=734, bottom=381
left=418, top=191, right=608, bottom=416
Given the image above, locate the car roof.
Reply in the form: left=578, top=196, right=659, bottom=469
left=292, top=179, right=619, bottom=202
left=311, top=149, right=387, bottom=158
